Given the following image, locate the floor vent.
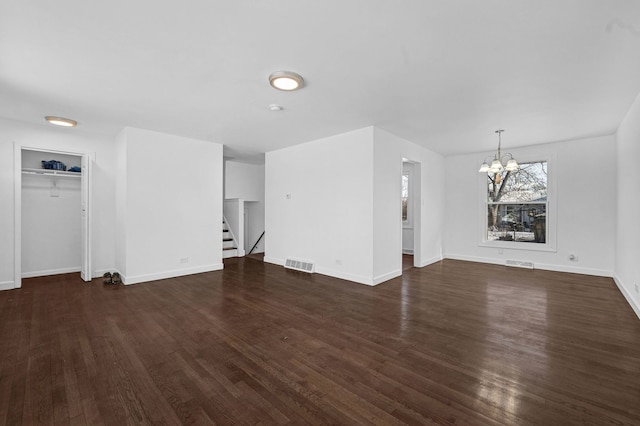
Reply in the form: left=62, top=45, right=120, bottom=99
left=506, top=260, right=534, bottom=269
left=285, top=258, right=315, bottom=273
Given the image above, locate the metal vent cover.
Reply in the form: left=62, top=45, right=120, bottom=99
left=284, top=258, right=315, bottom=273
left=506, top=260, right=534, bottom=269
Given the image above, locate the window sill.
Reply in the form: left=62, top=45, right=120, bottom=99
left=478, top=241, right=557, bottom=252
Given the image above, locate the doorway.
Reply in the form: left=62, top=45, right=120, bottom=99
left=401, top=159, right=422, bottom=270
left=14, top=144, right=93, bottom=288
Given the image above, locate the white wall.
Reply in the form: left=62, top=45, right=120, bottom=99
left=444, top=134, right=616, bottom=276
left=265, top=126, right=445, bottom=286
left=616, top=93, right=640, bottom=318
left=402, top=229, right=414, bottom=254
left=0, top=118, right=116, bottom=290
left=21, top=151, right=82, bottom=277
left=225, top=161, right=264, bottom=201
left=372, top=132, right=403, bottom=282
left=225, top=161, right=265, bottom=253
left=265, top=127, right=375, bottom=285
left=115, top=127, right=223, bottom=284
left=373, top=128, right=445, bottom=274
left=114, top=130, right=127, bottom=277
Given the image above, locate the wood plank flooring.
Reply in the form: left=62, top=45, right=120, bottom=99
left=1, top=258, right=639, bottom=425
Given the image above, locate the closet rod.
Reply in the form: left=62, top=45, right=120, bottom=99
left=21, top=168, right=81, bottom=178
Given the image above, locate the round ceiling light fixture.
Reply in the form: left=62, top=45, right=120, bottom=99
left=269, top=71, right=304, bottom=91
left=45, top=116, right=78, bottom=127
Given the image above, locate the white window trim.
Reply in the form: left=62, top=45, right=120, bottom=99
left=478, top=152, right=557, bottom=252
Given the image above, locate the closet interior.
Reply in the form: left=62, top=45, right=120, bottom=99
left=21, top=149, right=83, bottom=278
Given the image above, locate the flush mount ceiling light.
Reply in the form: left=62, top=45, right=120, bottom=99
left=478, top=129, right=519, bottom=174
left=45, top=116, right=77, bottom=127
left=269, top=71, right=304, bottom=91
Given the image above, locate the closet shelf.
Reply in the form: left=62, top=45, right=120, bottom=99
left=22, top=168, right=81, bottom=178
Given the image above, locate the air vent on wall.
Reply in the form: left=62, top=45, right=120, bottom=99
left=284, top=258, right=315, bottom=273
left=506, top=260, right=534, bottom=269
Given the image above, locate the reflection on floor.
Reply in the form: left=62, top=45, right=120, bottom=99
left=402, top=254, right=413, bottom=271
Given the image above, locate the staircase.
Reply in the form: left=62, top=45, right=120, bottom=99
left=222, top=219, right=238, bottom=258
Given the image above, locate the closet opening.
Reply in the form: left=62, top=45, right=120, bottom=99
left=14, top=146, right=92, bottom=288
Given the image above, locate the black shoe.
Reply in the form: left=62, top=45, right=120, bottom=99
left=103, top=272, right=112, bottom=284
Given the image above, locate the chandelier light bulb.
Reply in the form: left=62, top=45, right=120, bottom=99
left=490, top=159, right=503, bottom=173
left=505, top=158, right=519, bottom=171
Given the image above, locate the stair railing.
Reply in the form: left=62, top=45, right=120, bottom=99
left=248, top=231, right=265, bottom=255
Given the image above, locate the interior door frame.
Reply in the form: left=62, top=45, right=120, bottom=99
left=401, top=159, right=422, bottom=268
left=80, top=153, right=93, bottom=281
left=14, top=143, right=94, bottom=288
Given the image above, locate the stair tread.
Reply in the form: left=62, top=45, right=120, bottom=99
left=223, top=247, right=237, bottom=251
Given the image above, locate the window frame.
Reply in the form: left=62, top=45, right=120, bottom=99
left=478, top=152, right=557, bottom=252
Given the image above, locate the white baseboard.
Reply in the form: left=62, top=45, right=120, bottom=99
left=534, top=263, right=613, bottom=277
left=416, top=255, right=443, bottom=268
left=402, top=249, right=414, bottom=255
left=22, top=267, right=81, bottom=278
left=443, top=253, right=613, bottom=277
left=0, top=281, right=15, bottom=291
left=314, top=266, right=376, bottom=286
left=445, top=253, right=514, bottom=267
left=263, top=256, right=284, bottom=266
left=93, top=268, right=115, bottom=279
left=373, top=269, right=402, bottom=285
left=613, top=275, right=640, bottom=320
left=123, top=263, right=224, bottom=285
left=265, top=256, right=378, bottom=286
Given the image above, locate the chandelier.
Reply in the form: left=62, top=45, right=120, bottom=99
left=478, top=129, right=519, bottom=173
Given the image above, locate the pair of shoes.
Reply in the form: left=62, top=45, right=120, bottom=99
left=103, top=272, right=121, bottom=285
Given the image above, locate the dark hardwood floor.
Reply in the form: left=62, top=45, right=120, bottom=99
left=1, top=258, right=639, bottom=425
left=402, top=254, right=413, bottom=271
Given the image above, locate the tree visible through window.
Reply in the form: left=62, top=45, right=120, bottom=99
left=487, top=161, right=547, bottom=243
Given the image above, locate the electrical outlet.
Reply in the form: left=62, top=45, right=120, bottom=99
left=180, top=257, right=189, bottom=264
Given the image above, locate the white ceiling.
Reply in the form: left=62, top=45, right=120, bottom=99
left=1, top=1, right=640, bottom=160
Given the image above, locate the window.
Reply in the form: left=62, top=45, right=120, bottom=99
left=486, top=161, right=547, bottom=244
left=402, top=171, right=410, bottom=225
